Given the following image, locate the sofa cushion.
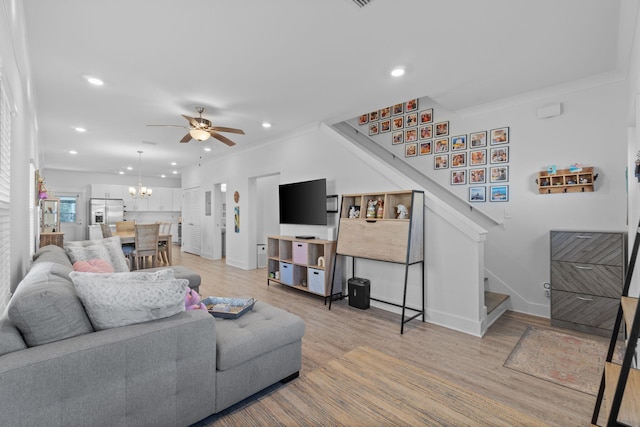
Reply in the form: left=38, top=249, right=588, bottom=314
left=73, top=259, right=115, bottom=273
left=32, top=244, right=74, bottom=269
left=143, top=265, right=201, bottom=291
left=0, top=316, right=27, bottom=356
left=214, top=301, right=305, bottom=371
left=7, top=262, right=94, bottom=347
left=65, top=236, right=129, bottom=272
left=70, top=270, right=188, bottom=330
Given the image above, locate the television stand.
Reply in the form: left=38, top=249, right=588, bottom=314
left=295, top=235, right=315, bottom=240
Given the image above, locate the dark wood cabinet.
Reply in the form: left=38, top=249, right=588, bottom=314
left=550, top=230, right=626, bottom=337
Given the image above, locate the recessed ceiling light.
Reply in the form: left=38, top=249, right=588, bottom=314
left=68, top=150, right=78, bottom=155
left=262, top=122, right=272, bottom=128
left=172, top=170, right=178, bottom=174
left=74, top=127, right=86, bottom=133
left=170, top=162, right=177, bottom=166
left=390, top=67, right=405, bottom=77
left=86, top=76, right=104, bottom=86
left=203, top=147, right=212, bottom=152
left=126, top=166, right=133, bottom=170
left=161, top=174, right=166, bottom=178
left=118, top=171, right=124, bottom=175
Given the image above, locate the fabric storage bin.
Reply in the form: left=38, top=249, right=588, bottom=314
left=279, top=262, right=293, bottom=286
left=292, top=242, right=308, bottom=265
left=307, top=268, right=325, bottom=294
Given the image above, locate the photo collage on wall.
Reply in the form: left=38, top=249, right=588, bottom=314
left=358, top=99, right=510, bottom=203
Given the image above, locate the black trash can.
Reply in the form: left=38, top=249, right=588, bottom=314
left=348, top=277, right=370, bottom=309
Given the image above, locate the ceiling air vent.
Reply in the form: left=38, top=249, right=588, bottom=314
left=349, top=0, right=372, bottom=8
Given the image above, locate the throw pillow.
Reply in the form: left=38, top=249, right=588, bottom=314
left=65, top=236, right=129, bottom=272
left=73, top=259, right=115, bottom=273
left=70, top=271, right=187, bottom=330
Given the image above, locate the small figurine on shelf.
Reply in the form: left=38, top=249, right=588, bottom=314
left=396, top=204, right=408, bottom=219
left=376, top=198, right=384, bottom=218
left=366, top=199, right=377, bottom=218
left=348, top=205, right=360, bottom=219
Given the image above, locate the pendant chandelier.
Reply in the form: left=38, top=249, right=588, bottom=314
left=129, top=150, right=152, bottom=199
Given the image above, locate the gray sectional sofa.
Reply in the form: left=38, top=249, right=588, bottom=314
left=0, top=244, right=305, bottom=427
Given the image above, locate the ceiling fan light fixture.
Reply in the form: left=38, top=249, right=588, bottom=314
left=190, top=128, right=211, bottom=141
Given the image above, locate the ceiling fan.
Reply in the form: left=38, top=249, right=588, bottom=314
left=148, top=107, right=245, bottom=146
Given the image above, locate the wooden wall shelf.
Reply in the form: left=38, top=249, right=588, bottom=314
left=536, top=167, right=596, bottom=194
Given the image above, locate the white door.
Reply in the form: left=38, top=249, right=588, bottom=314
left=58, top=193, right=85, bottom=241
left=182, top=187, right=201, bottom=255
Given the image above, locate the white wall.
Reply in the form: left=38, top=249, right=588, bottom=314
left=183, top=76, right=630, bottom=335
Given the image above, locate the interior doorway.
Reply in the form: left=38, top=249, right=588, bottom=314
left=213, top=183, right=226, bottom=260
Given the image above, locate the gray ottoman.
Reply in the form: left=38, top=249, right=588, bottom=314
left=213, top=301, right=305, bottom=412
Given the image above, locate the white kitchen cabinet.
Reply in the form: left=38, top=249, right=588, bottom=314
left=146, top=187, right=173, bottom=211
left=91, top=184, right=125, bottom=199
left=172, top=188, right=182, bottom=212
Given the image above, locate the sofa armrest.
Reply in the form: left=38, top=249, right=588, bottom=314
left=0, top=310, right=217, bottom=427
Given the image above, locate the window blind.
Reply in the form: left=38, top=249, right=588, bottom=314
left=0, top=76, right=12, bottom=309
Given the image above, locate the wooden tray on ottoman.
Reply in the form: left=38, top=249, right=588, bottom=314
left=202, top=297, right=256, bottom=319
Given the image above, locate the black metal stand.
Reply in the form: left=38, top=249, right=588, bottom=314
left=591, top=219, right=639, bottom=426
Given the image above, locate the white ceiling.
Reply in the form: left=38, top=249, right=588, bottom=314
left=22, top=0, right=632, bottom=180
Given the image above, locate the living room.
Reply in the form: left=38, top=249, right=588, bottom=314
left=2, top=1, right=640, bottom=425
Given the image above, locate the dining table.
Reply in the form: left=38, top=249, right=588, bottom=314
left=114, top=231, right=173, bottom=266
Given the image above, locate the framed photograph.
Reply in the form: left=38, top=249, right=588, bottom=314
left=434, top=154, right=449, bottom=169
left=405, top=143, right=417, bottom=157
left=405, top=128, right=418, bottom=142
left=490, top=185, right=509, bottom=202
left=393, top=103, right=404, bottom=116
left=419, top=124, right=432, bottom=140
left=392, top=117, right=404, bottom=130
left=434, top=137, right=449, bottom=153
left=490, top=146, right=509, bottom=163
left=392, top=131, right=404, bottom=145
left=380, top=106, right=391, bottom=119
left=406, top=98, right=418, bottom=112
left=470, top=131, right=487, bottom=148
left=451, top=152, right=467, bottom=168
left=451, top=135, right=467, bottom=151
left=358, top=114, right=369, bottom=125
left=369, top=122, right=379, bottom=136
left=419, top=141, right=432, bottom=155
left=469, top=186, right=486, bottom=202
left=380, top=119, right=391, bottom=133
left=369, top=111, right=379, bottom=122
left=490, top=166, right=509, bottom=183
left=469, top=149, right=487, bottom=166
left=490, top=127, right=509, bottom=145
left=435, top=121, right=449, bottom=137
left=451, top=170, right=466, bottom=185
left=420, top=108, right=433, bottom=124
left=405, top=112, right=418, bottom=128
left=469, top=167, right=486, bottom=184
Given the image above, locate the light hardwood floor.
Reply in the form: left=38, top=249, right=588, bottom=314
left=174, top=247, right=596, bottom=426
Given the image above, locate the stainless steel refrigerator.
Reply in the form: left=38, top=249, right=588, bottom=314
left=90, top=198, right=124, bottom=225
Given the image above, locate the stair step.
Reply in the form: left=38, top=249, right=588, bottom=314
left=604, top=362, right=640, bottom=425
left=485, top=291, right=509, bottom=315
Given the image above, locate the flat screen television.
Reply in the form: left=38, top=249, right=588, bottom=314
left=279, top=178, right=327, bottom=226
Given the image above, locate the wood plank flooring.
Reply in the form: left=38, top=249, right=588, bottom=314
left=174, top=247, right=597, bottom=426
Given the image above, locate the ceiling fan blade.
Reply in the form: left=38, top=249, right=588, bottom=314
left=180, top=133, right=192, bottom=143
left=210, top=130, right=236, bottom=146
left=181, top=114, right=200, bottom=128
left=146, top=124, right=187, bottom=128
left=211, top=126, right=245, bottom=135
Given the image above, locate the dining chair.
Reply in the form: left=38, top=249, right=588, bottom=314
left=115, top=221, right=135, bottom=234
left=100, top=223, right=112, bottom=238
left=132, top=223, right=160, bottom=270
left=156, top=222, right=172, bottom=266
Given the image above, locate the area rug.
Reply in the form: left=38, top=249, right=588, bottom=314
left=504, top=326, right=619, bottom=395
left=209, top=346, right=548, bottom=426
